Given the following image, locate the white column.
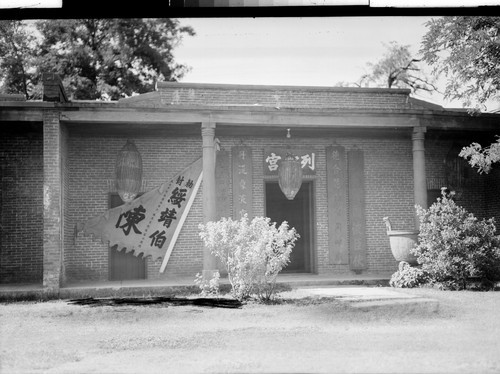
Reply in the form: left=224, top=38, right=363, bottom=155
left=201, top=122, right=218, bottom=279
left=412, top=126, right=428, bottom=229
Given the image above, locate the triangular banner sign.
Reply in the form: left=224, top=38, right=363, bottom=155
left=81, top=157, right=203, bottom=267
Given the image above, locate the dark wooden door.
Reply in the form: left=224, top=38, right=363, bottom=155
left=265, top=181, right=312, bottom=273
left=108, top=193, right=146, bottom=281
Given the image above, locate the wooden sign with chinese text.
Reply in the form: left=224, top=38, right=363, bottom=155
left=326, top=145, right=348, bottom=265
left=232, top=146, right=253, bottom=219
left=216, top=150, right=231, bottom=220
left=215, top=149, right=231, bottom=276
left=348, top=149, right=367, bottom=271
left=263, top=147, right=317, bottom=176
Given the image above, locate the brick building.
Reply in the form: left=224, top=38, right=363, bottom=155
left=1, top=76, right=499, bottom=290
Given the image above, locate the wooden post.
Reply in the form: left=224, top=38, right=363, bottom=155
left=412, top=126, right=428, bottom=229
left=201, top=122, right=218, bottom=280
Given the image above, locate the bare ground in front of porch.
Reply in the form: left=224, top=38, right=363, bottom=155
left=1, top=287, right=499, bottom=373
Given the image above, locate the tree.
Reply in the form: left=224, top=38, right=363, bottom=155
left=420, top=16, right=500, bottom=110
left=360, top=41, right=437, bottom=93
left=459, top=137, right=500, bottom=174
left=0, top=18, right=195, bottom=100
left=0, top=20, right=40, bottom=100
left=420, top=17, right=500, bottom=173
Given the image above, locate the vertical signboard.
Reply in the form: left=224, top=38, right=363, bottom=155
left=326, top=145, right=348, bottom=265
left=232, top=146, right=253, bottom=219
left=215, top=149, right=231, bottom=276
left=215, top=150, right=231, bottom=220
left=348, top=148, right=368, bottom=271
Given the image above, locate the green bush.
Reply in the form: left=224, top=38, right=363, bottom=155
left=389, top=261, right=428, bottom=288
left=413, top=188, right=500, bottom=290
left=199, top=214, right=299, bottom=301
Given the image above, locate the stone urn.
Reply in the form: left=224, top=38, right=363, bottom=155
left=383, top=217, right=419, bottom=266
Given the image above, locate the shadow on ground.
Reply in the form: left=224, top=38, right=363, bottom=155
left=68, top=296, right=243, bottom=308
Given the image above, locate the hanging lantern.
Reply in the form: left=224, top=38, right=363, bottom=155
left=279, top=152, right=303, bottom=200
left=115, top=139, right=143, bottom=203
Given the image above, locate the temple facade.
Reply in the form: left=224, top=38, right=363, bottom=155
left=1, top=74, right=499, bottom=290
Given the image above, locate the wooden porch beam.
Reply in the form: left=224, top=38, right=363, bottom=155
left=1, top=103, right=498, bottom=132
left=58, top=108, right=421, bottom=128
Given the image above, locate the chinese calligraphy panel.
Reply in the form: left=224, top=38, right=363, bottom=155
left=348, top=148, right=367, bottom=271
left=232, top=146, right=253, bottom=219
left=215, top=150, right=231, bottom=220
left=326, top=145, right=348, bottom=265
left=263, top=147, right=317, bottom=175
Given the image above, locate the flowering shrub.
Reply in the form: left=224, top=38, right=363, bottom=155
left=194, top=271, right=220, bottom=297
left=459, top=137, right=500, bottom=174
left=389, top=261, right=428, bottom=288
left=199, top=214, right=299, bottom=301
left=413, top=188, right=500, bottom=290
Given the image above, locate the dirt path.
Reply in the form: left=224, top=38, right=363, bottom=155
left=1, top=288, right=499, bottom=373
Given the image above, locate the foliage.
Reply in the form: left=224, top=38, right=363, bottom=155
left=459, top=136, right=500, bottom=174
left=199, top=215, right=299, bottom=301
left=413, top=188, right=500, bottom=290
left=360, top=41, right=436, bottom=92
left=0, top=19, right=194, bottom=100
left=194, top=271, right=220, bottom=297
left=421, top=17, right=500, bottom=174
left=420, top=16, right=500, bottom=109
left=0, top=20, right=40, bottom=100
left=389, top=261, right=428, bottom=288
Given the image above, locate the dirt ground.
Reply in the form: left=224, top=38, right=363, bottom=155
left=1, top=287, right=500, bottom=374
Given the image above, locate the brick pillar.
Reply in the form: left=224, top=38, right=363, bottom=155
left=413, top=126, right=428, bottom=229
left=201, top=122, right=218, bottom=281
left=43, top=109, right=63, bottom=291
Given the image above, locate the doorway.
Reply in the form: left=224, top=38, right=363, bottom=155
left=265, top=181, right=313, bottom=273
left=108, top=193, right=146, bottom=281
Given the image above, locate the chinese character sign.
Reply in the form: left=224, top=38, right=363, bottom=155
left=263, top=148, right=317, bottom=175
left=232, top=146, right=253, bottom=219
left=215, top=150, right=231, bottom=220
left=347, top=148, right=367, bottom=271
left=81, top=157, right=203, bottom=261
left=326, top=145, right=348, bottom=265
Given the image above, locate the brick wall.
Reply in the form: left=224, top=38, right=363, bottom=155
left=157, top=83, right=412, bottom=110
left=0, top=124, right=43, bottom=283
left=219, top=134, right=414, bottom=274
left=65, top=129, right=420, bottom=281
left=4, top=122, right=496, bottom=283
left=425, top=136, right=493, bottom=220
left=68, top=135, right=204, bottom=282
left=4, top=122, right=496, bottom=284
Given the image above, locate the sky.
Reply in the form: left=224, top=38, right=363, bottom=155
left=173, top=16, right=456, bottom=107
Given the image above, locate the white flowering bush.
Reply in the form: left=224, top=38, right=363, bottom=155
left=459, top=137, right=500, bottom=174
left=413, top=188, right=500, bottom=290
left=389, top=261, right=428, bottom=288
left=194, top=271, right=220, bottom=297
left=199, top=214, right=299, bottom=301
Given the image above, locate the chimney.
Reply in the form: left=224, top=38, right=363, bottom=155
left=42, top=73, right=68, bottom=103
